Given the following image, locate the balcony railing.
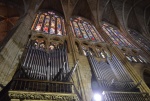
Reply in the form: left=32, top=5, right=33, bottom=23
left=9, top=79, right=82, bottom=101
left=101, top=91, right=150, bottom=101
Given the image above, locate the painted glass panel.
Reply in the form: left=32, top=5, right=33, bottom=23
left=102, top=23, right=136, bottom=48
left=35, top=14, right=45, bottom=31
left=126, top=55, right=132, bottom=62
left=32, top=11, right=66, bottom=36
left=139, top=55, right=147, bottom=63
left=50, top=17, right=55, bottom=34
left=96, top=48, right=107, bottom=58
left=129, top=30, right=150, bottom=51
left=83, top=23, right=94, bottom=40
left=132, top=57, right=137, bottom=62
left=111, top=29, right=124, bottom=46
left=57, top=17, right=62, bottom=35
left=72, top=21, right=83, bottom=38
left=71, top=17, right=104, bottom=42
left=78, top=22, right=89, bottom=39
left=103, top=27, right=117, bottom=44
left=92, top=25, right=105, bottom=42
left=43, top=16, right=50, bottom=33
left=87, top=24, right=99, bottom=41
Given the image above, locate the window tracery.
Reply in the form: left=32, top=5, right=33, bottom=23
left=102, top=23, right=136, bottom=48
left=96, top=48, right=106, bottom=58
left=123, top=50, right=147, bottom=64
left=70, top=17, right=104, bottom=42
left=131, top=56, right=138, bottom=62
left=81, top=45, right=95, bottom=56
left=96, top=48, right=110, bottom=59
left=139, top=55, right=147, bottom=63
left=32, top=39, right=46, bottom=50
left=128, top=29, right=150, bottom=51
left=125, top=55, right=132, bottom=62
left=32, top=11, right=66, bottom=36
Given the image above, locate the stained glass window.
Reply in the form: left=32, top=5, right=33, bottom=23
left=102, top=23, right=136, bottom=48
left=139, top=55, right=147, bottom=63
left=128, top=29, right=150, bottom=51
left=124, top=53, right=147, bottom=63
left=70, top=17, right=104, bottom=42
left=32, top=39, right=46, bottom=50
left=82, top=46, right=96, bottom=56
left=32, top=11, right=66, bottom=35
left=125, top=55, right=132, bottom=62
left=138, top=57, right=143, bottom=63
left=96, top=48, right=110, bottom=58
left=131, top=56, right=138, bottom=62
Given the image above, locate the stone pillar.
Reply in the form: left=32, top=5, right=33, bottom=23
left=64, top=19, right=92, bottom=101
left=0, top=10, right=37, bottom=91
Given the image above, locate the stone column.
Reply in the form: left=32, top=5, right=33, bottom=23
left=0, top=9, right=37, bottom=91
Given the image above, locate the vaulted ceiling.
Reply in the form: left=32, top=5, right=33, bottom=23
left=101, top=1, right=119, bottom=27
left=0, top=0, right=150, bottom=43
left=39, top=0, right=64, bottom=15
left=0, top=3, right=18, bottom=43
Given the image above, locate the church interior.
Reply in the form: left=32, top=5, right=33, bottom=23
left=0, top=0, right=150, bottom=101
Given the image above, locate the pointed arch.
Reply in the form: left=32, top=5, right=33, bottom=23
left=70, top=16, right=104, bottom=42
left=31, top=11, right=66, bottom=36
left=101, top=22, right=136, bottom=48
left=128, top=29, right=150, bottom=51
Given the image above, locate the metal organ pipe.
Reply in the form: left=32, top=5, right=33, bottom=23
left=87, top=52, right=138, bottom=91
left=21, top=41, right=70, bottom=82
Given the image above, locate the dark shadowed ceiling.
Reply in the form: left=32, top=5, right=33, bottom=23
left=0, top=0, right=26, bottom=43
left=0, top=0, right=150, bottom=43
left=72, top=0, right=93, bottom=21
left=102, top=1, right=119, bottom=27
left=39, top=0, right=64, bottom=16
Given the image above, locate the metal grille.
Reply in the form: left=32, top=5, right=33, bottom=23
left=11, top=79, right=72, bottom=93
left=102, top=91, right=150, bottom=101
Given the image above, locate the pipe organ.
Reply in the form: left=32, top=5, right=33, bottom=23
left=8, top=39, right=82, bottom=101
left=88, top=53, right=135, bottom=91
left=87, top=52, right=150, bottom=101
left=9, top=39, right=82, bottom=101
left=20, top=40, right=69, bottom=81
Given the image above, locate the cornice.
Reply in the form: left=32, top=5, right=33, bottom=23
left=9, top=91, right=80, bottom=101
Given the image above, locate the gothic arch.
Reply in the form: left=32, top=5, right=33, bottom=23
left=31, top=10, right=66, bottom=36
left=32, top=33, right=48, bottom=40
left=70, top=16, right=104, bottom=42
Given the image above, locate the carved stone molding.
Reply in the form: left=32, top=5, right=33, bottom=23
left=9, top=91, right=80, bottom=101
